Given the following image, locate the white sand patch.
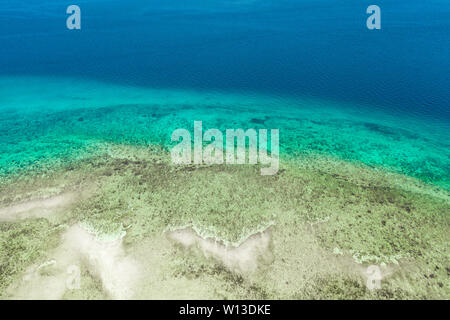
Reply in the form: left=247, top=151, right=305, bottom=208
left=167, top=227, right=273, bottom=273
left=127, top=234, right=253, bottom=299
left=0, top=193, right=75, bottom=221
left=7, top=225, right=140, bottom=300
left=63, top=225, right=140, bottom=299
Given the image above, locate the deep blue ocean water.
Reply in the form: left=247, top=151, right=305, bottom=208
left=0, top=0, right=449, bottom=188
left=1, top=0, right=449, bottom=119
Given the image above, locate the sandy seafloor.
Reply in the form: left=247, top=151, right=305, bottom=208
left=0, top=76, right=448, bottom=299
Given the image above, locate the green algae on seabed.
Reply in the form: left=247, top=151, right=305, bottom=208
left=0, top=144, right=449, bottom=299
left=76, top=148, right=450, bottom=299
left=0, top=219, right=62, bottom=295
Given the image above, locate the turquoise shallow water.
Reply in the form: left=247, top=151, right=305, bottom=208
left=1, top=76, right=449, bottom=189
left=1, top=2, right=449, bottom=189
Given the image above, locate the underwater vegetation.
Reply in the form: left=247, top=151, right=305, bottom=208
left=0, top=78, right=448, bottom=299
